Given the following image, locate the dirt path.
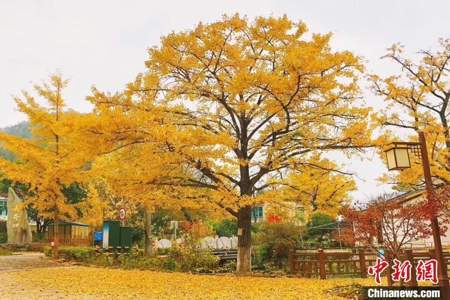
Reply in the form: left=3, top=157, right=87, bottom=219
left=0, top=252, right=59, bottom=271
left=0, top=252, right=79, bottom=300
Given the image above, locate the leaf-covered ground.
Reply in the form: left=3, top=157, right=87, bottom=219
left=0, top=266, right=374, bottom=299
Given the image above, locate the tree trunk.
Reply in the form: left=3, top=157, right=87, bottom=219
left=42, top=223, right=48, bottom=234
left=36, top=219, right=48, bottom=234
left=144, top=209, right=153, bottom=257
left=36, top=219, right=42, bottom=233
left=236, top=118, right=253, bottom=274
left=52, top=218, right=59, bottom=259
left=237, top=205, right=252, bottom=274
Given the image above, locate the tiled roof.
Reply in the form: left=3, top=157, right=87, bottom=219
left=388, top=189, right=424, bottom=204
left=387, top=184, right=448, bottom=205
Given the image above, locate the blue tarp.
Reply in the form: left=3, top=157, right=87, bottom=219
left=94, top=231, right=103, bottom=242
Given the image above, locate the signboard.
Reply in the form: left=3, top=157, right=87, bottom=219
left=169, top=220, right=178, bottom=230
left=119, top=208, right=126, bottom=221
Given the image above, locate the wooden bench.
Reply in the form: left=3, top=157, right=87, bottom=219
left=212, top=249, right=237, bottom=262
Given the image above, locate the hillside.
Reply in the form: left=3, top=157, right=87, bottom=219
left=0, top=121, right=30, bottom=161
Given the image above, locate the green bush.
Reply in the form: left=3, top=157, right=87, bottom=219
left=117, top=253, right=166, bottom=270
left=131, top=227, right=145, bottom=245
left=157, top=248, right=170, bottom=255
left=43, top=246, right=96, bottom=261
left=304, top=213, right=336, bottom=247
left=43, top=246, right=52, bottom=257
left=163, top=257, right=177, bottom=271
left=42, top=243, right=220, bottom=274
left=215, top=260, right=236, bottom=273
left=87, top=253, right=114, bottom=267
left=254, top=222, right=302, bottom=269
left=252, top=244, right=272, bottom=270
left=169, top=242, right=219, bottom=273
left=59, top=247, right=96, bottom=261
left=212, top=219, right=237, bottom=237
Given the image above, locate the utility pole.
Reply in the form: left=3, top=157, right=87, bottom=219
left=418, top=131, right=449, bottom=297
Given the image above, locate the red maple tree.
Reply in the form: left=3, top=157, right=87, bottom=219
left=340, top=189, right=449, bottom=258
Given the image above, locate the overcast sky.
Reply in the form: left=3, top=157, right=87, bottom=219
left=1, top=0, right=449, bottom=202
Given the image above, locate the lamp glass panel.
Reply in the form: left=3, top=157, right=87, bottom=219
left=386, top=149, right=397, bottom=170
left=395, top=148, right=410, bottom=168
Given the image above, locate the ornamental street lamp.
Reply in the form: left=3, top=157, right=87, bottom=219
left=385, top=142, right=414, bottom=170
left=384, top=131, right=449, bottom=294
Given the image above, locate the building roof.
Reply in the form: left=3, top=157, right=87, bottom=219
left=48, top=221, right=89, bottom=227
left=387, top=184, right=449, bottom=206
left=389, top=189, right=424, bottom=205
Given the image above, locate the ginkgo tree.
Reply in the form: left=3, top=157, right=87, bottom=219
left=89, top=15, right=372, bottom=273
left=0, top=75, right=94, bottom=257
left=88, top=142, right=216, bottom=256
left=371, top=39, right=450, bottom=187
left=283, top=154, right=356, bottom=217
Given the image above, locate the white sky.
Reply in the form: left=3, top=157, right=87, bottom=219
left=1, top=0, right=449, bottom=202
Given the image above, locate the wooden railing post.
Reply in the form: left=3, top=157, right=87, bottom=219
left=288, top=249, right=294, bottom=274
left=318, top=249, right=326, bottom=279
left=359, top=249, right=367, bottom=278
left=352, top=248, right=358, bottom=276
left=405, top=249, right=418, bottom=287
left=306, top=261, right=312, bottom=278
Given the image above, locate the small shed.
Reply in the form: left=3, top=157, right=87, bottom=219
left=48, top=221, right=90, bottom=246
left=102, top=221, right=133, bottom=249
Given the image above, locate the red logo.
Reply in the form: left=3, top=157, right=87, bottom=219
left=416, top=259, right=438, bottom=284
left=368, top=258, right=389, bottom=284
left=391, top=259, right=412, bottom=282
left=368, top=258, right=439, bottom=285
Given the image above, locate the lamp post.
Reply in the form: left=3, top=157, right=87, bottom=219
left=384, top=131, right=449, bottom=294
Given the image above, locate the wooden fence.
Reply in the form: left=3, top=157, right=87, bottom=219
left=288, top=248, right=450, bottom=285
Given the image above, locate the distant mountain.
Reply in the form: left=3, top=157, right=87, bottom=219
left=3, top=121, right=31, bottom=138
left=0, top=121, right=31, bottom=161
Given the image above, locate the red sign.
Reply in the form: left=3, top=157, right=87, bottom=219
left=119, top=208, right=126, bottom=220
